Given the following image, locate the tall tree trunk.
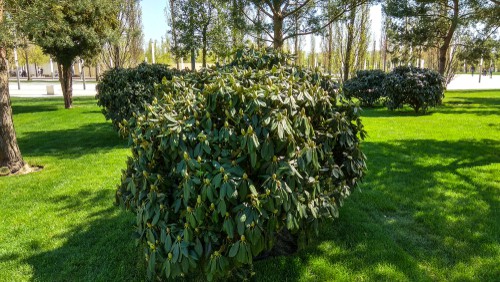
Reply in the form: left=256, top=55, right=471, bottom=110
left=327, top=23, right=333, bottom=74
left=294, top=14, right=300, bottom=65
left=58, top=62, right=73, bottom=109
left=114, top=44, right=121, bottom=68
left=191, top=48, right=196, bottom=71
left=438, top=0, right=459, bottom=76
left=257, top=8, right=263, bottom=49
left=231, top=0, right=243, bottom=48
left=202, top=27, right=208, bottom=68
left=382, top=23, right=388, bottom=71
left=371, top=40, right=376, bottom=69
left=326, top=0, right=333, bottom=73
left=25, top=51, right=31, bottom=81
left=170, top=0, right=180, bottom=69
left=0, top=3, right=25, bottom=175
left=343, top=7, right=356, bottom=82
left=273, top=14, right=284, bottom=49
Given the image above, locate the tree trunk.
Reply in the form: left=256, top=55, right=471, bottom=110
left=273, top=14, right=284, bottom=49
left=58, top=62, right=73, bottom=109
left=202, top=27, right=208, bottom=68
left=191, top=48, right=196, bottom=71
left=294, top=14, right=300, bottom=65
left=0, top=4, right=25, bottom=175
left=257, top=8, right=263, bottom=49
left=438, top=0, right=459, bottom=76
left=343, top=7, right=356, bottom=82
left=170, top=0, right=180, bottom=69
left=327, top=23, right=333, bottom=74
left=231, top=0, right=243, bottom=48
left=25, top=51, right=31, bottom=81
left=114, top=44, right=121, bottom=68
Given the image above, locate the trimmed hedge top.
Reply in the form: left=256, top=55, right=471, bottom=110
left=384, top=66, right=444, bottom=113
left=343, top=70, right=386, bottom=107
left=116, top=51, right=367, bottom=281
left=96, top=63, right=185, bottom=134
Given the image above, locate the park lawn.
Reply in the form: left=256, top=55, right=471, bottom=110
left=0, top=90, right=499, bottom=281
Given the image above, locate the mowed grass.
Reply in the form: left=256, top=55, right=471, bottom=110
left=0, top=90, right=499, bottom=281
left=0, top=98, right=142, bottom=281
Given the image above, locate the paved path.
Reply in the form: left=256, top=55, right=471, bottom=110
left=7, top=74, right=499, bottom=98
left=9, top=81, right=96, bottom=98
left=446, top=74, right=499, bottom=90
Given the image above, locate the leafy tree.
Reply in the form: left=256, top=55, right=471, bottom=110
left=0, top=0, right=25, bottom=175
left=18, top=43, right=49, bottom=77
left=458, top=36, right=500, bottom=69
left=19, top=0, right=118, bottom=108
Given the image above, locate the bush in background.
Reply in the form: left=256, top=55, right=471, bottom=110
left=96, top=63, right=184, bottom=135
left=343, top=70, right=386, bottom=107
left=384, top=66, right=445, bottom=113
left=116, top=50, right=367, bottom=281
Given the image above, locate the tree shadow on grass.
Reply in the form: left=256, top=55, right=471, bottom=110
left=361, top=95, right=500, bottom=118
left=25, top=190, right=145, bottom=281
left=17, top=122, right=126, bottom=159
left=254, top=139, right=500, bottom=281
left=11, top=104, right=59, bottom=114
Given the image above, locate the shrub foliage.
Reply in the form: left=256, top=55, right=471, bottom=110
left=383, top=66, right=445, bottom=113
left=116, top=50, right=367, bottom=280
left=343, top=70, right=386, bottom=107
left=96, top=63, right=184, bottom=133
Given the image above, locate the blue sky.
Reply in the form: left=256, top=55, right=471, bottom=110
left=140, top=0, right=168, bottom=46
left=140, top=2, right=382, bottom=51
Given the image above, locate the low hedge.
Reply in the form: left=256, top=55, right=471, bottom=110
left=343, top=70, right=386, bottom=107
left=116, top=50, right=367, bottom=280
left=96, top=63, right=185, bottom=135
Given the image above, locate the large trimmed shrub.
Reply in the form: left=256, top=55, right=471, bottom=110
left=116, top=50, right=367, bottom=281
left=96, top=63, right=184, bottom=134
left=343, top=70, right=386, bottom=107
left=383, top=66, right=445, bottom=113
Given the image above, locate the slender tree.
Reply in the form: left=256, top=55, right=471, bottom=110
left=101, top=0, right=144, bottom=69
left=166, top=0, right=181, bottom=69
left=0, top=0, right=25, bottom=175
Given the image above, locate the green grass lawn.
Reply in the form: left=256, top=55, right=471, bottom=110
left=0, top=90, right=499, bottom=281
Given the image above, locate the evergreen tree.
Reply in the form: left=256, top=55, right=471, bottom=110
left=384, top=0, right=499, bottom=80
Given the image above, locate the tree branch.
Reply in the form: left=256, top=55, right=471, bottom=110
left=284, top=0, right=313, bottom=18
left=283, top=4, right=349, bottom=41
left=242, top=8, right=275, bottom=40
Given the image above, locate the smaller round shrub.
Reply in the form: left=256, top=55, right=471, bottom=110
left=383, top=66, right=444, bottom=113
left=343, top=70, right=386, bottom=107
left=96, top=63, right=185, bottom=134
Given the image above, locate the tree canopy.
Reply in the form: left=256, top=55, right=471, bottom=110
left=18, top=0, right=118, bottom=108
